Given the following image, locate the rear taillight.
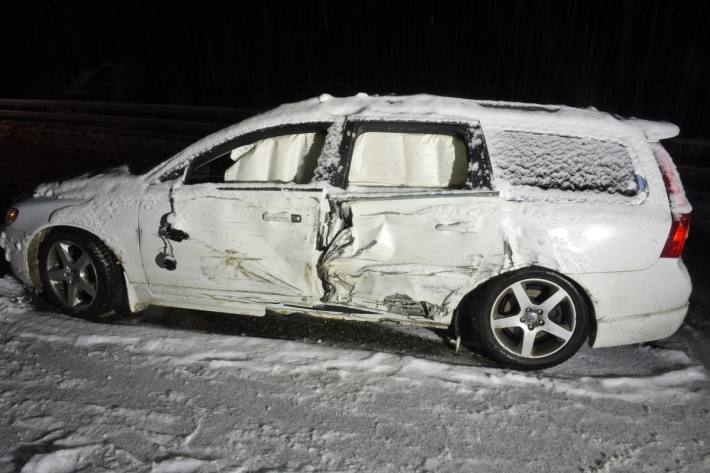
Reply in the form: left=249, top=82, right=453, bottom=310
left=660, top=213, right=691, bottom=258
left=652, top=143, right=691, bottom=258
left=4, top=208, right=18, bottom=226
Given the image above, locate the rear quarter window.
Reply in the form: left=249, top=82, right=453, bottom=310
left=487, top=130, right=639, bottom=196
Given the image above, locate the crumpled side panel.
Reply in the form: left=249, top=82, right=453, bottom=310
left=321, top=196, right=503, bottom=323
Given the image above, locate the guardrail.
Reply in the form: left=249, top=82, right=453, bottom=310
left=0, top=98, right=708, bottom=172
left=0, top=97, right=708, bottom=146
left=0, top=99, right=259, bottom=135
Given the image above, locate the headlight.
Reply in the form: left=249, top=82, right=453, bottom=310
left=4, top=208, right=18, bottom=226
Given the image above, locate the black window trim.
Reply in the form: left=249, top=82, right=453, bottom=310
left=183, top=122, right=332, bottom=186
left=333, top=119, right=493, bottom=190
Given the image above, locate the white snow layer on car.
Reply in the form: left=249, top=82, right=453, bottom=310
left=1, top=275, right=709, bottom=472
left=33, top=164, right=140, bottom=199
left=621, top=117, right=680, bottom=142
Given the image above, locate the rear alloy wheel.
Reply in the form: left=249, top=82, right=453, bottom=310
left=469, top=269, right=590, bottom=370
left=39, top=230, right=124, bottom=320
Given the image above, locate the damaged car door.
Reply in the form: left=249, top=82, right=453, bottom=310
left=320, top=120, right=503, bottom=325
left=141, top=124, right=331, bottom=309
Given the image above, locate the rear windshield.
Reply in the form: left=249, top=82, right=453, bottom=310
left=487, top=130, right=639, bottom=196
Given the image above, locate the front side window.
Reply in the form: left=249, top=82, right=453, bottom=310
left=347, top=131, right=468, bottom=188
left=189, top=132, right=325, bottom=184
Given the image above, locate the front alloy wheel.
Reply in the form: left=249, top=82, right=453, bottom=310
left=45, top=240, right=98, bottom=309
left=39, top=230, right=124, bottom=319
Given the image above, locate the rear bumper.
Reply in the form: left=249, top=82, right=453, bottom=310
left=591, top=304, right=687, bottom=348
left=571, top=259, right=692, bottom=348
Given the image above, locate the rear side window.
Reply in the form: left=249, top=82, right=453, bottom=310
left=189, top=132, right=324, bottom=184
left=488, top=131, right=638, bottom=196
left=348, top=132, right=468, bottom=188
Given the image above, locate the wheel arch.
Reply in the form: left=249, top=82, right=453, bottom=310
left=452, top=265, right=597, bottom=345
left=26, top=224, right=125, bottom=289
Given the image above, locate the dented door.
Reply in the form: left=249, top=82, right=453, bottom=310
left=147, top=183, right=325, bottom=305
left=317, top=119, right=502, bottom=324
left=321, top=193, right=503, bottom=323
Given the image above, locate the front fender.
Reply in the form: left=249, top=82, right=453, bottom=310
left=1, top=198, right=88, bottom=286
left=4, top=193, right=146, bottom=289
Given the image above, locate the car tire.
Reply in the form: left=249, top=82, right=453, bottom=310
left=465, top=268, right=590, bottom=370
left=39, top=230, right=125, bottom=320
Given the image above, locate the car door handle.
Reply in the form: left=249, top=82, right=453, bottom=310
left=434, top=222, right=479, bottom=233
left=262, top=211, right=301, bottom=223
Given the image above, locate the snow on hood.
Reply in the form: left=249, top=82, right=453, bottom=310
left=33, top=165, right=144, bottom=200
left=24, top=166, right=149, bottom=265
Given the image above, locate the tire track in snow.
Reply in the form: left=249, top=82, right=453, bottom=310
left=5, top=303, right=707, bottom=405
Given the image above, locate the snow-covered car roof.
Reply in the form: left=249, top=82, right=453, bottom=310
left=150, top=93, right=679, bottom=179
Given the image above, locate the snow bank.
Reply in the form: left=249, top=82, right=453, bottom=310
left=20, top=445, right=101, bottom=473
left=150, top=457, right=209, bottom=473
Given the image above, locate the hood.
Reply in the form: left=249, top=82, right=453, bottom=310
left=32, top=165, right=143, bottom=200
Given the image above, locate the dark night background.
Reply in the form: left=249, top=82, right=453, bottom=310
left=1, top=0, right=709, bottom=282
left=3, top=5, right=710, bottom=467
left=2, top=1, right=709, bottom=138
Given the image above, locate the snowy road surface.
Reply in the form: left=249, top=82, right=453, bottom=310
left=1, top=276, right=709, bottom=473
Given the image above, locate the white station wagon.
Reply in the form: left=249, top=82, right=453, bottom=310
left=0, top=94, right=692, bottom=369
